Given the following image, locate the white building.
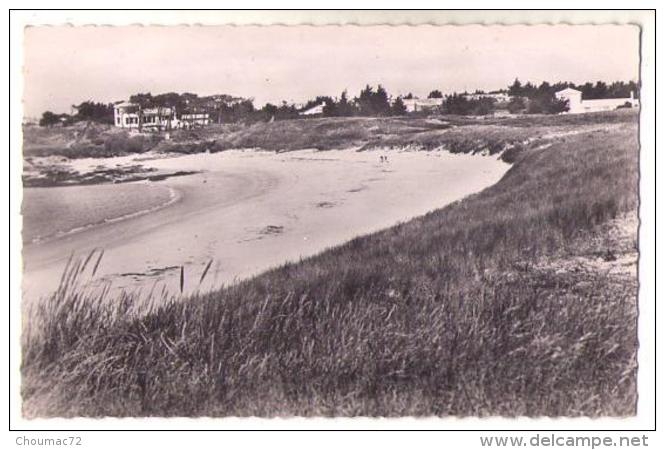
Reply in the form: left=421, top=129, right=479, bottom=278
left=403, top=98, right=443, bottom=113
left=180, top=112, right=211, bottom=128
left=114, top=102, right=177, bottom=130
left=555, top=88, right=639, bottom=114
left=113, top=102, right=140, bottom=129
left=300, top=103, right=325, bottom=116
left=463, top=92, right=511, bottom=103
left=142, top=107, right=176, bottom=130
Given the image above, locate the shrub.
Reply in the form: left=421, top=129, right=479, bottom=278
left=103, top=134, right=154, bottom=155
left=507, top=97, right=526, bottom=114
left=526, top=95, right=569, bottom=114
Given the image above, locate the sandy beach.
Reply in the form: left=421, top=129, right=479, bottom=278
left=22, top=148, right=509, bottom=302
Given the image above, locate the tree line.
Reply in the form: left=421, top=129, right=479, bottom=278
left=36, top=79, right=640, bottom=127
left=508, top=79, right=639, bottom=100
left=247, top=85, right=408, bottom=121
left=39, top=101, right=115, bottom=127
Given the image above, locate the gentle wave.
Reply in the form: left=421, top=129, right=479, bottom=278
left=29, top=186, right=181, bottom=245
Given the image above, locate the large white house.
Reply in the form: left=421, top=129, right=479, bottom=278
left=555, top=88, right=639, bottom=114
left=113, top=102, right=212, bottom=130
left=114, top=102, right=177, bottom=130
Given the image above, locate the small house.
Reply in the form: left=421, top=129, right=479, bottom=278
left=300, top=103, right=326, bottom=116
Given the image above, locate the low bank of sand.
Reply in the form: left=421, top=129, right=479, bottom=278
left=22, top=148, right=510, bottom=302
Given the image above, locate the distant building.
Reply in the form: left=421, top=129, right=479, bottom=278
left=114, top=102, right=140, bottom=129
left=114, top=102, right=177, bottom=130
left=300, top=103, right=325, bottom=116
left=113, top=102, right=212, bottom=130
left=463, top=92, right=511, bottom=103
left=403, top=98, right=443, bottom=113
left=180, top=112, right=211, bottom=128
left=142, top=107, right=177, bottom=129
left=555, top=88, right=639, bottom=114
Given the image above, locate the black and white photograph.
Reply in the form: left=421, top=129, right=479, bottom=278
left=8, top=8, right=657, bottom=440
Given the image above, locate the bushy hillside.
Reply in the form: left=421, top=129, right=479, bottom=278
left=23, top=111, right=637, bottom=163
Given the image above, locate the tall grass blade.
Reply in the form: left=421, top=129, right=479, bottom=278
left=80, top=248, right=97, bottom=275
left=199, top=259, right=213, bottom=285
left=92, top=249, right=105, bottom=277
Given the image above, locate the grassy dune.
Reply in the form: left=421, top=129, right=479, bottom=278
left=185, top=110, right=637, bottom=160
left=21, top=112, right=639, bottom=417
left=24, top=110, right=637, bottom=161
left=23, top=122, right=161, bottom=159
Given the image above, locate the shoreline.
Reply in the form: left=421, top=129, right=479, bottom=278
left=22, top=148, right=510, bottom=303
left=24, top=184, right=182, bottom=246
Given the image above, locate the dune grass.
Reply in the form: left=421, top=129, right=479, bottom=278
left=24, top=111, right=637, bottom=160
left=21, top=114, right=639, bottom=417
left=206, top=111, right=637, bottom=159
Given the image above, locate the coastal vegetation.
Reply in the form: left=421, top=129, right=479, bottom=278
left=21, top=111, right=639, bottom=417
left=34, top=79, right=639, bottom=128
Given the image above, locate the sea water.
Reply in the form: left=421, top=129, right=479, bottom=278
left=21, top=182, right=178, bottom=244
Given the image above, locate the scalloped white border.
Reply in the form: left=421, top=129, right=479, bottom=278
left=10, top=9, right=651, bottom=27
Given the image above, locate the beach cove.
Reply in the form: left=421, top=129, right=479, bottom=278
left=22, top=148, right=510, bottom=303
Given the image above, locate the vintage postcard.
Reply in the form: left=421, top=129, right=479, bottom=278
left=12, top=11, right=652, bottom=429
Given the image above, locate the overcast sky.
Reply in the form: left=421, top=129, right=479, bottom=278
left=22, top=24, right=640, bottom=117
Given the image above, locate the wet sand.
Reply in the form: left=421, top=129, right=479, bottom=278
left=22, top=148, right=510, bottom=302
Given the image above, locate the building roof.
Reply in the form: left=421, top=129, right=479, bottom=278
left=403, top=98, right=443, bottom=106
left=301, top=103, right=325, bottom=115
left=556, top=88, right=582, bottom=95
left=463, top=92, right=509, bottom=98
